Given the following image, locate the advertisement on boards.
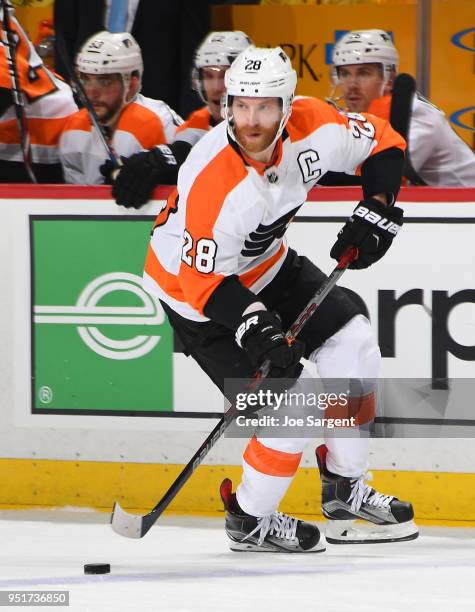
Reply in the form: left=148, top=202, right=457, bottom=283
left=24, top=196, right=475, bottom=438
left=30, top=217, right=174, bottom=415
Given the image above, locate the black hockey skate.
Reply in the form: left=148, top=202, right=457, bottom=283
left=220, top=478, right=325, bottom=553
left=316, top=445, right=419, bottom=544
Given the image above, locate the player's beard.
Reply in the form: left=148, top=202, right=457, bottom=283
left=235, top=119, right=281, bottom=154
left=93, top=97, right=124, bottom=126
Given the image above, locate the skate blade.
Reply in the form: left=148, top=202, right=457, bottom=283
left=229, top=539, right=326, bottom=553
left=325, top=519, right=419, bottom=544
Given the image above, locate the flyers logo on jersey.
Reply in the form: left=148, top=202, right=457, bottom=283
left=153, top=191, right=179, bottom=229
left=353, top=205, right=400, bottom=235
left=241, top=206, right=300, bottom=257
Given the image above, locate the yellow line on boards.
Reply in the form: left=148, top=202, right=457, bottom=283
left=1, top=459, right=474, bottom=524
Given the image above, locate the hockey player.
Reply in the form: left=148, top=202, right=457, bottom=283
left=0, top=3, right=77, bottom=183
left=177, top=30, right=252, bottom=146
left=143, top=46, right=419, bottom=551
left=59, top=31, right=183, bottom=184
left=330, top=29, right=475, bottom=186
left=108, top=30, right=252, bottom=208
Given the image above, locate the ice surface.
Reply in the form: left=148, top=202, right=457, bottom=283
left=1, top=511, right=474, bottom=612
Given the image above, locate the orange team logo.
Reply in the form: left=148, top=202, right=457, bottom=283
left=153, top=190, right=179, bottom=229
left=0, top=11, right=56, bottom=101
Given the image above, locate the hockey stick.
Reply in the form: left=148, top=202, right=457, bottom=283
left=389, top=73, right=425, bottom=185
left=1, top=0, right=37, bottom=182
left=111, top=246, right=358, bottom=538
left=389, top=73, right=415, bottom=141
left=54, top=27, right=120, bottom=168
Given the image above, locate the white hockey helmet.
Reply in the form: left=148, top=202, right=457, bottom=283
left=192, top=30, right=252, bottom=103
left=76, top=31, right=143, bottom=97
left=224, top=45, right=297, bottom=146
left=332, top=29, right=399, bottom=84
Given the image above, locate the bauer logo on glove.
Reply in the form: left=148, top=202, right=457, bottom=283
left=235, top=314, right=261, bottom=347
left=352, top=205, right=402, bottom=236
left=155, top=145, right=178, bottom=166
left=331, top=197, right=403, bottom=270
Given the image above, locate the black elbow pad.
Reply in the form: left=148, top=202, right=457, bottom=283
left=361, top=147, right=405, bottom=203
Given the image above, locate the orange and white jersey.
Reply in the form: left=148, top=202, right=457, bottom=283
left=175, top=106, right=215, bottom=146
left=0, top=6, right=58, bottom=101
left=0, top=75, right=77, bottom=165
left=368, top=93, right=475, bottom=186
left=59, top=94, right=183, bottom=184
left=144, top=96, right=405, bottom=322
left=0, top=8, right=77, bottom=165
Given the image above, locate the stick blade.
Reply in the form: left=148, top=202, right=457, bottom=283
left=110, top=501, right=145, bottom=539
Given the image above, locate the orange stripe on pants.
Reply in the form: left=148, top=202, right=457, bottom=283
left=243, top=436, right=302, bottom=477
left=325, top=392, right=375, bottom=426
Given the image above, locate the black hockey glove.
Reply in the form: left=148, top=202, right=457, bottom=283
left=101, top=140, right=191, bottom=209
left=330, top=197, right=403, bottom=269
left=99, top=159, right=119, bottom=185
left=236, top=310, right=305, bottom=380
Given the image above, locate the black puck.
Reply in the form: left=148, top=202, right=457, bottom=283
left=84, top=563, right=110, bottom=574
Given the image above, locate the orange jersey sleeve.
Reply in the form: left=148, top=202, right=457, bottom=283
left=176, top=107, right=211, bottom=132
left=175, top=107, right=211, bottom=146
left=117, top=102, right=166, bottom=148
left=289, top=97, right=405, bottom=157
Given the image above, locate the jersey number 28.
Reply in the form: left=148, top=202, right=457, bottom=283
left=181, top=230, right=217, bottom=274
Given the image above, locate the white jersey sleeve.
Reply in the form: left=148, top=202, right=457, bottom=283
left=409, top=94, right=475, bottom=186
